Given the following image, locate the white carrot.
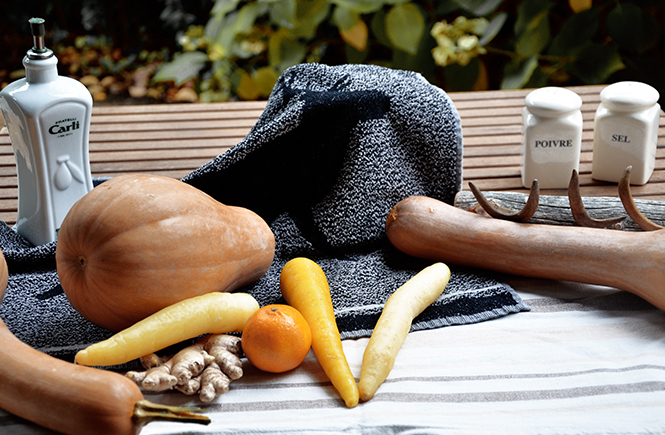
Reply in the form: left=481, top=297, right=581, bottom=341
left=75, top=292, right=259, bottom=367
left=358, top=262, right=451, bottom=401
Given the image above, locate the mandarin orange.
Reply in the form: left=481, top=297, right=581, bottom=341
left=241, top=304, right=312, bottom=373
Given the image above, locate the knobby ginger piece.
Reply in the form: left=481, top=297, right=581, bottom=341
left=125, top=334, right=243, bottom=401
left=199, top=362, right=231, bottom=402
left=204, top=334, right=243, bottom=380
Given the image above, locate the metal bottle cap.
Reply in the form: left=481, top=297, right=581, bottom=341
left=27, top=18, right=54, bottom=60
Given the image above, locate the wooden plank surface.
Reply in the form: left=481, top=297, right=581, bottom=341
left=1, top=85, right=664, bottom=226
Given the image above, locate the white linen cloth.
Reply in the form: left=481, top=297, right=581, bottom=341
left=4, top=277, right=663, bottom=434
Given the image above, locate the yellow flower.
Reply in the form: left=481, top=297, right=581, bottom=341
left=240, top=39, right=267, bottom=55
left=208, top=44, right=226, bottom=61
left=430, top=16, right=489, bottom=67
left=458, top=35, right=478, bottom=51
left=432, top=46, right=451, bottom=66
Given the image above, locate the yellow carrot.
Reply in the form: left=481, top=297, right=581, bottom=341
left=358, top=262, right=451, bottom=401
left=75, top=292, right=259, bottom=367
left=280, top=257, right=359, bottom=409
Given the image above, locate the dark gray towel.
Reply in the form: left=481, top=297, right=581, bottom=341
left=183, top=63, right=529, bottom=339
left=0, top=63, right=529, bottom=364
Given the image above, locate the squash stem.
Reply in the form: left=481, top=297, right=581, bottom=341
left=132, top=400, right=210, bottom=427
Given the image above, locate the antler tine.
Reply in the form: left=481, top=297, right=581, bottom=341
left=568, top=169, right=625, bottom=229
left=468, top=179, right=539, bottom=223
left=618, top=166, right=664, bottom=231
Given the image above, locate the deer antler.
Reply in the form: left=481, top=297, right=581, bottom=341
left=618, top=166, right=664, bottom=231
left=568, top=169, right=625, bottom=229
left=467, top=166, right=665, bottom=231
left=468, top=179, right=539, bottom=223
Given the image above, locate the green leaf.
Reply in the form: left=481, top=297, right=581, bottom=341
left=268, top=29, right=308, bottom=72
left=329, top=0, right=388, bottom=14
left=234, top=2, right=264, bottom=34
left=269, top=0, right=296, bottom=28
left=500, top=56, right=539, bottom=89
left=478, top=11, right=507, bottom=46
left=444, top=57, right=480, bottom=91
left=452, top=0, right=504, bottom=17
left=153, top=51, right=209, bottom=85
left=210, top=59, right=232, bottom=80
left=515, top=19, right=550, bottom=56
left=607, top=3, right=660, bottom=54
left=370, top=8, right=392, bottom=48
left=567, top=43, right=624, bottom=84
left=514, top=0, right=553, bottom=36
left=293, top=0, right=330, bottom=38
left=210, top=11, right=239, bottom=50
left=254, top=66, right=280, bottom=96
left=235, top=70, right=262, bottom=100
left=206, top=0, right=241, bottom=40
left=343, top=21, right=369, bottom=52
left=391, top=19, right=437, bottom=80
left=385, top=3, right=425, bottom=55
left=435, top=0, right=464, bottom=15
left=345, top=38, right=370, bottom=64
left=524, top=66, right=549, bottom=88
left=235, top=66, right=280, bottom=101
left=513, top=0, right=553, bottom=56
left=333, top=6, right=368, bottom=51
left=211, top=0, right=240, bottom=19
left=548, top=7, right=600, bottom=56
left=332, top=6, right=360, bottom=31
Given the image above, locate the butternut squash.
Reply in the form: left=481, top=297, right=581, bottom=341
left=0, top=249, right=209, bottom=435
left=385, top=196, right=665, bottom=312
left=56, top=174, right=275, bottom=332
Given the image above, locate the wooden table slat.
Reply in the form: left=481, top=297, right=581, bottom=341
left=89, top=137, right=242, bottom=151
left=88, top=127, right=253, bottom=143
left=89, top=100, right=267, bottom=115
left=0, top=85, right=663, bottom=227
left=90, top=109, right=266, bottom=125
left=89, top=118, right=259, bottom=133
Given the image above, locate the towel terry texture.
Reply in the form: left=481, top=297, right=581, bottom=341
left=0, top=63, right=529, bottom=363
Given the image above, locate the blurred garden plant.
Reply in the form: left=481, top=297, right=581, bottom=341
left=149, top=0, right=663, bottom=101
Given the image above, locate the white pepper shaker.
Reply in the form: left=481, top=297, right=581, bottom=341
left=521, top=87, right=583, bottom=189
left=591, top=81, right=661, bottom=185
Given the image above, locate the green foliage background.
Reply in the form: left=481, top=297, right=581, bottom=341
left=155, top=0, right=664, bottom=104
left=1, top=0, right=663, bottom=104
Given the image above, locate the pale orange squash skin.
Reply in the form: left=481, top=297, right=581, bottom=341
left=0, top=249, right=149, bottom=435
left=56, top=174, right=275, bottom=332
left=385, top=195, right=665, bottom=312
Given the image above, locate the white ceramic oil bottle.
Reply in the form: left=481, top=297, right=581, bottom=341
left=521, top=87, right=583, bottom=189
left=0, top=18, right=93, bottom=246
left=591, top=81, right=661, bottom=185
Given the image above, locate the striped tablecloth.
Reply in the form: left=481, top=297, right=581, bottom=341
left=3, top=277, right=663, bottom=435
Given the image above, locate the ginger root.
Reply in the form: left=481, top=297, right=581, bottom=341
left=126, top=334, right=243, bottom=402
left=126, top=357, right=177, bottom=391
left=199, top=362, right=230, bottom=402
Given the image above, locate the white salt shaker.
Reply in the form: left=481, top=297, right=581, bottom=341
left=521, top=87, right=583, bottom=189
left=591, top=81, right=661, bottom=185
